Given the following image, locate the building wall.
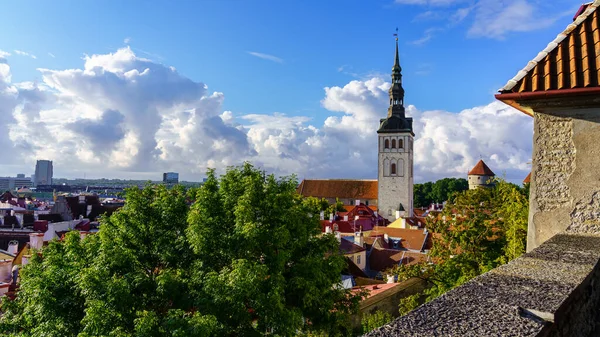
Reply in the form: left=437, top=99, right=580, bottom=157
left=528, top=108, right=600, bottom=251
left=378, top=135, right=414, bottom=221
left=34, top=160, right=53, bottom=186
left=467, top=174, right=494, bottom=190
left=346, top=251, right=367, bottom=270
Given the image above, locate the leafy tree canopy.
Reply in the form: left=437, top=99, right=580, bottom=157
left=413, top=178, right=469, bottom=208
left=393, top=179, right=528, bottom=315
left=1, top=163, right=361, bottom=336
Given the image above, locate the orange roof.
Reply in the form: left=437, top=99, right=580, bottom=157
left=297, top=179, right=377, bottom=200
left=468, top=160, right=495, bottom=176
left=523, top=172, right=531, bottom=184
left=496, top=2, right=600, bottom=115
left=369, top=227, right=431, bottom=251
left=352, top=283, right=401, bottom=300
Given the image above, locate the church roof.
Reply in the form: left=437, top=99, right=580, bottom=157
left=496, top=1, right=600, bottom=115
left=297, top=179, right=378, bottom=200
left=468, top=160, right=495, bottom=176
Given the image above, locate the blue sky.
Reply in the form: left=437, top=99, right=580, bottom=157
left=0, top=0, right=584, bottom=182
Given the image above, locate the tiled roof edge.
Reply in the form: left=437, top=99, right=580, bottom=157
left=499, top=1, right=600, bottom=93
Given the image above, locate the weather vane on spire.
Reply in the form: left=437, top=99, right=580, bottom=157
left=393, top=27, right=398, bottom=41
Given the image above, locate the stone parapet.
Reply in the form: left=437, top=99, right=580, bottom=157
left=364, top=233, right=600, bottom=337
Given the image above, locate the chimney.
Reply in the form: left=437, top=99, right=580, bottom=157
left=0, top=260, right=12, bottom=283
left=384, top=233, right=389, bottom=243
left=343, top=215, right=348, bottom=221
left=325, top=226, right=332, bottom=234
left=319, top=211, right=324, bottom=221
left=401, top=218, right=407, bottom=229
left=22, top=255, right=30, bottom=266
left=354, top=231, right=364, bottom=247
left=335, top=232, right=341, bottom=242
left=329, top=213, right=334, bottom=223
left=374, top=211, right=378, bottom=217
left=386, top=274, right=395, bottom=284
left=86, top=205, right=93, bottom=217
left=7, top=241, right=18, bottom=255
left=355, top=200, right=360, bottom=206
left=396, top=210, right=401, bottom=220
left=355, top=215, right=359, bottom=221
left=29, top=233, right=44, bottom=250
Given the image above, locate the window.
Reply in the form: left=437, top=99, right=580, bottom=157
left=356, top=255, right=361, bottom=265
left=388, top=209, right=392, bottom=216
left=399, top=139, right=404, bottom=149
left=391, top=163, right=396, bottom=175
left=384, top=139, right=390, bottom=149
left=391, top=139, right=396, bottom=148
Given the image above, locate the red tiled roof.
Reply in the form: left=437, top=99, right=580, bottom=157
left=369, top=227, right=432, bottom=251
left=496, top=2, right=600, bottom=115
left=523, top=172, right=531, bottom=184
left=468, top=160, right=495, bottom=176
left=351, top=282, right=401, bottom=299
left=339, top=239, right=366, bottom=255
left=297, top=179, right=377, bottom=200
left=321, top=220, right=358, bottom=233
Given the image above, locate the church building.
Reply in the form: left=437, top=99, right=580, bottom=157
left=298, top=37, right=415, bottom=222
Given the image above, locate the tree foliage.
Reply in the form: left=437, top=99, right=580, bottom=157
left=413, top=178, right=469, bottom=208
left=391, top=179, right=528, bottom=314
left=361, top=311, right=393, bottom=334
left=1, top=163, right=361, bottom=336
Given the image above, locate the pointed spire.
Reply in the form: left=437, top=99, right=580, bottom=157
left=387, top=27, right=405, bottom=118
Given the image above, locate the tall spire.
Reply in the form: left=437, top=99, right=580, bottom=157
left=388, top=27, right=405, bottom=118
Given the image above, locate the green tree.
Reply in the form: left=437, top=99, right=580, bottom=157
left=1, top=164, right=361, bottom=337
left=361, top=311, right=393, bottom=334
left=391, top=179, right=528, bottom=315
left=413, top=178, right=468, bottom=208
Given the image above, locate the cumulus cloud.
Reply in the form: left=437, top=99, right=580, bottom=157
left=0, top=48, right=532, bottom=183
left=468, top=0, right=558, bottom=39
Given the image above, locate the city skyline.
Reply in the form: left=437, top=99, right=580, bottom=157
left=0, top=0, right=579, bottom=183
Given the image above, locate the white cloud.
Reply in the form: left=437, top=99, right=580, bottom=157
left=14, top=50, right=37, bottom=59
left=0, top=50, right=11, bottom=59
left=0, top=49, right=532, bottom=183
left=124, top=37, right=131, bottom=44
left=48, top=52, right=55, bottom=58
left=410, top=27, right=441, bottom=45
left=247, top=51, right=283, bottom=63
left=468, top=0, right=558, bottom=39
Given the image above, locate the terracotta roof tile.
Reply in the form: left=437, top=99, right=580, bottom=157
left=297, top=179, right=377, bottom=200
left=523, top=172, right=531, bottom=184
left=369, top=227, right=432, bottom=251
left=497, top=1, right=600, bottom=111
left=468, top=160, right=495, bottom=176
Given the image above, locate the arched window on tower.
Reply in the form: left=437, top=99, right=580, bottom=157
left=384, top=139, right=390, bottom=149
left=391, top=139, right=396, bottom=148
left=391, top=163, right=397, bottom=175
left=399, top=139, right=404, bottom=149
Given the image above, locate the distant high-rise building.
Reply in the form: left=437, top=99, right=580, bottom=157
left=34, top=160, right=53, bottom=186
left=163, top=172, right=179, bottom=184
left=0, top=175, right=33, bottom=191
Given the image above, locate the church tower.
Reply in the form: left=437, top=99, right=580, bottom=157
left=377, top=35, right=414, bottom=221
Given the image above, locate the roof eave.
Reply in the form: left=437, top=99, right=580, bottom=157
left=496, top=87, right=600, bottom=116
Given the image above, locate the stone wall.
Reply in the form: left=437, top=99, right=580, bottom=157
left=363, top=232, right=600, bottom=337
left=528, top=109, right=600, bottom=251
